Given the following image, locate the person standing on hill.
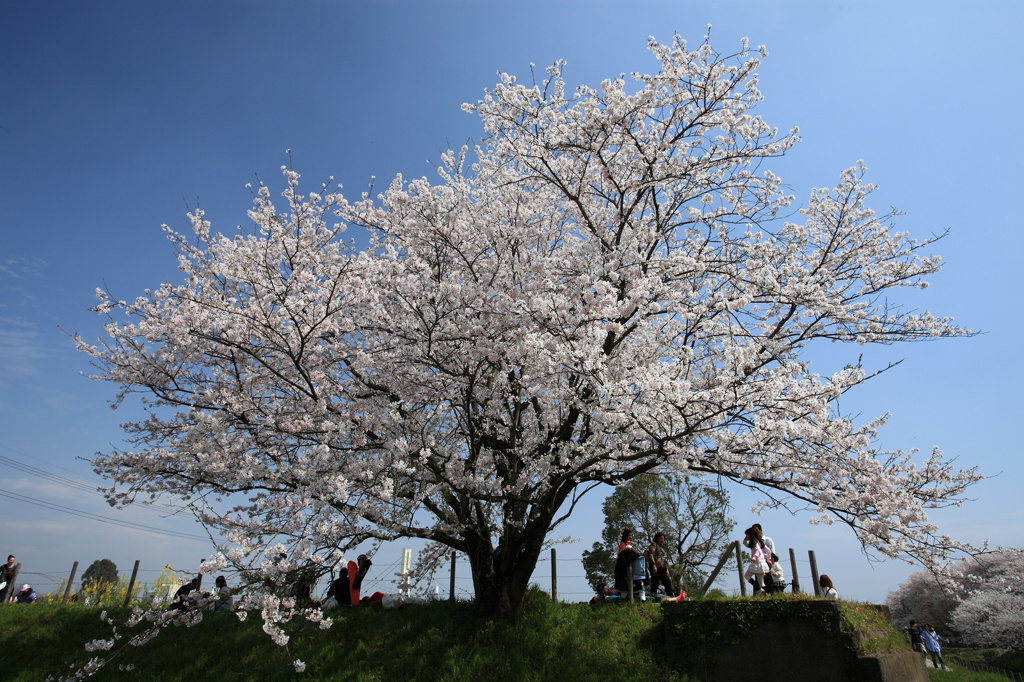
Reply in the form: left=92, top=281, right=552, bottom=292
left=0, top=555, right=17, bottom=603
left=921, top=624, right=949, bottom=671
left=752, top=524, right=775, bottom=555
left=617, top=529, right=633, bottom=553
left=750, top=524, right=780, bottom=591
left=906, top=620, right=926, bottom=657
left=743, top=527, right=771, bottom=595
left=645, top=532, right=676, bottom=597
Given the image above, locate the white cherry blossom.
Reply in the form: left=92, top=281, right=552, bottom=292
left=79, top=34, right=980, bottom=620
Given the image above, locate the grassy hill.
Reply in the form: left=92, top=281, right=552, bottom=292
left=1, top=590, right=666, bottom=681
left=0, top=591, right=1013, bottom=681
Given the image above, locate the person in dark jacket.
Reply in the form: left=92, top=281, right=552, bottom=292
left=0, top=555, right=17, bottom=602
left=614, top=543, right=647, bottom=600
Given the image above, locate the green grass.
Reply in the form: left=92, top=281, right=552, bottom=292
left=947, top=648, right=1024, bottom=675
left=0, top=591, right=677, bottom=681
left=927, top=665, right=1013, bottom=681
left=1, top=592, right=1014, bottom=682
left=834, top=600, right=909, bottom=655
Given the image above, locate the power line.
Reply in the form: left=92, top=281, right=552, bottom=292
left=0, top=442, right=95, bottom=478
left=0, top=487, right=209, bottom=542
left=0, top=451, right=102, bottom=495
left=0, top=442, right=194, bottom=517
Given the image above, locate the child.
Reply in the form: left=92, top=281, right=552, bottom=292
left=743, top=527, right=771, bottom=594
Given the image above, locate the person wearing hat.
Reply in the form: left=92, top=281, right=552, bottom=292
left=16, top=584, right=36, bottom=604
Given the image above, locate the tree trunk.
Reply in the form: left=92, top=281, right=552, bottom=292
left=463, top=526, right=548, bottom=620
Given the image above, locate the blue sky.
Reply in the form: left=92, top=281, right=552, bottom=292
left=1, top=1, right=1021, bottom=605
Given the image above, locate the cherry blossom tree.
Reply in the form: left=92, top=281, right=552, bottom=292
left=79, top=34, right=981, bottom=620
left=948, top=550, right=1024, bottom=650
left=888, top=549, right=1024, bottom=650
left=885, top=567, right=960, bottom=631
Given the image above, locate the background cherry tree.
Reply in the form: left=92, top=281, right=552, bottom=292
left=79, top=35, right=981, bottom=619
left=888, top=549, right=1024, bottom=650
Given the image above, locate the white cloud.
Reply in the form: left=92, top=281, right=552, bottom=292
left=0, top=317, right=46, bottom=378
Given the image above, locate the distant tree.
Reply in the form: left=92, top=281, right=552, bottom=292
left=885, top=569, right=959, bottom=632
left=582, top=474, right=734, bottom=592
left=81, top=559, right=119, bottom=591
left=887, top=548, right=1024, bottom=649
left=581, top=546, right=615, bottom=592
left=948, top=550, right=1024, bottom=649
left=78, top=558, right=136, bottom=606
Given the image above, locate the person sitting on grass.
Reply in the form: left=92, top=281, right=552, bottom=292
left=213, top=575, right=233, bottom=612
left=15, top=584, right=36, bottom=604
left=818, top=574, right=838, bottom=599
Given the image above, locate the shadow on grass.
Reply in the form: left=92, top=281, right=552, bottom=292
left=1, top=590, right=678, bottom=682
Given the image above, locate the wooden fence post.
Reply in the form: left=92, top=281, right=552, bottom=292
left=448, top=551, right=456, bottom=601
left=697, top=540, right=738, bottom=597
left=735, top=542, right=746, bottom=596
left=626, top=562, right=634, bottom=602
left=788, top=548, right=800, bottom=593
left=61, top=561, right=79, bottom=605
left=550, top=548, right=557, bottom=602
left=123, top=560, right=141, bottom=607
left=3, top=563, right=22, bottom=603
left=808, top=550, right=820, bottom=597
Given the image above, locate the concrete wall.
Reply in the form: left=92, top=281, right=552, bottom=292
left=662, top=601, right=928, bottom=682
